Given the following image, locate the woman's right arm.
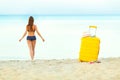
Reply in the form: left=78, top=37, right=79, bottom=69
left=35, top=25, right=45, bottom=42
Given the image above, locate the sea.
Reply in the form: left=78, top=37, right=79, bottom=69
left=0, top=15, right=120, bottom=60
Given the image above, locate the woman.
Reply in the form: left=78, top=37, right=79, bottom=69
left=19, top=16, right=45, bottom=60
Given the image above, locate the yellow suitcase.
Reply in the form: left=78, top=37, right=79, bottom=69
left=79, top=37, right=100, bottom=62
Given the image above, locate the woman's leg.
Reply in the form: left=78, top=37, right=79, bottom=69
left=31, top=40, right=36, bottom=59
left=27, top=40, right=34, bottom=60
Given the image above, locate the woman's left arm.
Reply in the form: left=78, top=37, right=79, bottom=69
left=19, top=27, right=27, bottom=42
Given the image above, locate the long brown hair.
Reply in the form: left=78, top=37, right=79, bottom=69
left=27, top=16, right=34, bottom=31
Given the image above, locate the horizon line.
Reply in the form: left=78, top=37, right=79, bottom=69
left=0, top=14, right=120, bottom=16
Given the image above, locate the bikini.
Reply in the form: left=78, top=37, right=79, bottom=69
left=27, top=36, right=36, bottom=41
left=27, top=29, right=36, bottom=41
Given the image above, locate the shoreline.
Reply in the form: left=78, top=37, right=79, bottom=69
left=0, top=57, right=120, bottom=61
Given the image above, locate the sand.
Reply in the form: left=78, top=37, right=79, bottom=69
left=0, top=58, right=120, bottom=80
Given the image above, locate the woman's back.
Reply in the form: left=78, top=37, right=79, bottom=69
left=27, top=25, right=36, bottom=36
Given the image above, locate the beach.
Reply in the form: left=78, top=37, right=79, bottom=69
left=0, top=58, right=120, bottom=80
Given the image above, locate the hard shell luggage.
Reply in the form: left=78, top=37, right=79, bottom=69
left=79, top=26, right=100, bottom=62
left=79, top=37, right=100, bottom=62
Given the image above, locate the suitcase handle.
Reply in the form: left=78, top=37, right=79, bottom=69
left=89, top=26, right=97, bottom=37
